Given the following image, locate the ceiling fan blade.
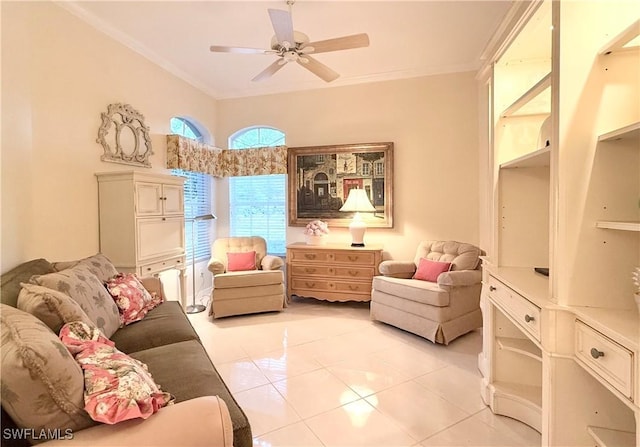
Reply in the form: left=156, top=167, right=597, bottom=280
left=297, top=55, right=339, bottom=82
left=268, top=9, right=295, bottom=48
left=303, top=33, right=370, bottom=54
left=252, top=59, right=286, bottom=82
left=210, top=45, right=271, bottom=55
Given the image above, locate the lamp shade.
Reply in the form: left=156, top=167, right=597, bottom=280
left=339, top=189, right=376, bottom=213
left=340, top=189, right=375, bottom=247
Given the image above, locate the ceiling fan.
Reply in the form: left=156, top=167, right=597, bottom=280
left=209, top=0, right=369, bottom=83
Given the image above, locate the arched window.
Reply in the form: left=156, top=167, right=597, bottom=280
left=170, top=117, right=213, bottom=262
left=229, top=126, right=286, bottom=255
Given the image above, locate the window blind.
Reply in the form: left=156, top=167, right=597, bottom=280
left=173, top=169, right=212, bottom=262
left=229, top=174, right=286, bottom=255
left=229, top=127, right=286, bottom=256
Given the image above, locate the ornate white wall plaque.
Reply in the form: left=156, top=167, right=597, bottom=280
left=97, top=103, right=153, bottom=167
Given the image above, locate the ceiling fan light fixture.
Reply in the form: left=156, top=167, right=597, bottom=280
left=210, top=1, right=369, bottom=83
left=283, top=51, right=298, bottom=62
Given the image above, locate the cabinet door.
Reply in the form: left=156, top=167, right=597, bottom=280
left=136, top=217, right=185, bottom=262
left=162, top=184, right=184, bottom=215
left=135, top=182, right=163, bottom=216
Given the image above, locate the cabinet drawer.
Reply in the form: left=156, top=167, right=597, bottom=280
left=290, top=278, right=371, bottom=296
left=139, top=256, right=186, bottom=276
left=488, top=276, right=541, bottom=341
left=289, top=250, right=333, bottom=263
left=333, top=266, right=375, bottom=280
left=290, top=264, right=374, bottom=279
left=290, top=264, right=333, bottom=277
left=332, top=251, right=376, bottom=265
left=291, top=278, right=332, bottom=291
left=332, top=280, right=372, bottom=295
left=575, top=320, right=634, bottom=400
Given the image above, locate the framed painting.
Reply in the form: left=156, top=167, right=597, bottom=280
left=288, top=142, right=393, bottom=228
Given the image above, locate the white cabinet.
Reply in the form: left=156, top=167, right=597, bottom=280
left=135, top=181, right=184, bottom=216
left=96, top=171, right=187, bottom=306
left=479, top=2, right=639, bottom=446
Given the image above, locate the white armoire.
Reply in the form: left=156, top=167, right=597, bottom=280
left=96, top=171, right=187, bottom=306
left=478, top=1, right=639, bottom=445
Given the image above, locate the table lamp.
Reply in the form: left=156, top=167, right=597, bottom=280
left=187, top=213, right=216, bottom=314
left=339, top=188, right=376, bottom=247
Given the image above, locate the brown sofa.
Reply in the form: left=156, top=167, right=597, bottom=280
left=0, top=257, right=251, bottom=447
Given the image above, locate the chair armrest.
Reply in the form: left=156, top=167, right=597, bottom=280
left=378, top=261, right=416, bottom=279
left=208, top=257, right=225, bottom=275
left=261, top=255, right=284, bottom=271
left=41, top=396, right=233, bottom=447
left=139, top=276, right=166, bottom=300
left=437, top=270, right=481, bottom=287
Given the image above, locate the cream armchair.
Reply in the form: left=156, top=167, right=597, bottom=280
left=371, top=240, right=483, bottom=344
left=208, top=236, right=286, bottom=318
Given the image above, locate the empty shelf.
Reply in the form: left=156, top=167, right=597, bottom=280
left=595, top=221, right=640, bottom=232
left=497, top=337, right=542, bottom=361
left=587, top=426, right=636, bottom=447
left=500, top=146, right=551, bottom=169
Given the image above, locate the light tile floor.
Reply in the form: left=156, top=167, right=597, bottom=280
left=187, top=297, right=541, bottom=447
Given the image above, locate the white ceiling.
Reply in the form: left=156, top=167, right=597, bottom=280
left=60, top=1, right=513, bottom=99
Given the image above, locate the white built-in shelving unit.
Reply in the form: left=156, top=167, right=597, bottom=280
left=479, top=3, right=639, bottom=446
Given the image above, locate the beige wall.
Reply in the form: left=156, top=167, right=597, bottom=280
left=1, top=2, right=218, bottom=272
left=1, top=2, right=481, bottom=273
left=216, top=73, right=480, bottom=260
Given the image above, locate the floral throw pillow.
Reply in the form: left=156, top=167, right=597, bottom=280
left=105, top=273, right=162, bottom=325
left=59, top=321, right=174, bottom=425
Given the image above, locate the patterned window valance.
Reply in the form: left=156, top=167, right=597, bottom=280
left=166, top=134, right=287, bottom=177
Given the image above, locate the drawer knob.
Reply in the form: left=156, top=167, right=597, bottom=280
left=304, top=282, right=315, bottom=288
left=348, top=255, right=358, bottom=262
left=489, top=286, right=496, bottom=291
left=304, top=254, right=316, bottom=260
left=524, top=314, right=535, bottom=323
left=348, top=270, right=359, bottom=277
left=305, top=268, right=316, bottom=273
left=590, top=348, right=605, bottom=359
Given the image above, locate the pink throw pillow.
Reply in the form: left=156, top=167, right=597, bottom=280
left=413, top=258, right=452, bottom=282
left=105, top=273, right=162, bottom=325
left=59, top=321, right=174, bottom=424
left=227, top=251, right=257, bottom=272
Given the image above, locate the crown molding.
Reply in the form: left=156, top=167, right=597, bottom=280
left=54, top=1, right=221, bottom=99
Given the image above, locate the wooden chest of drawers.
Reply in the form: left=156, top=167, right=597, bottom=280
left=286, top=243, right=383, bottom=302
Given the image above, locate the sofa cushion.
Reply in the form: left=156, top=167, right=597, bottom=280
left=414, top=241, right=480, bottom=271
left=51, top=253, right=119, bottom=283
left=0, top=305, right=94, bottom=440
left=17, top=283, right=94, bottom=334
left=105, top=273, right=162, bottom=325
left=129, top=339, right=252, bottom=447
left=413, top=258, right=451, bottom=282
left=372, top=276, right=450, bottom=306
left=1, top=258, right=54, bottom=308
left=59, top=321, right=174, bottom=425
left=30, top=264, right=121, bottom=338
left=213, top=270, right=283, bottom=289
left=109, top=302, right=200, bottom=354
left=227, top=251, right=257, bottom=272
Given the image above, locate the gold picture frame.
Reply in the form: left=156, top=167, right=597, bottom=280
left=288, top=142, right=394, bottom=228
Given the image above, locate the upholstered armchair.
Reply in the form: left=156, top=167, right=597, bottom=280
left=370, top=240, right=483, bottom=344
left=207, top=236, right=286, bottom=318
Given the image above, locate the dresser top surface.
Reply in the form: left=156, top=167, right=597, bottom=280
left=287, top=242, right=383, bottom=251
